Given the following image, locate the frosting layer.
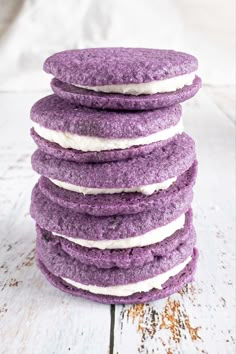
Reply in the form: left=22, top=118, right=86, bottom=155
left=52, top=213, right=185, bottom=249
left=33, top=118, right=183, bottom=152
left=62, top=256, right=192, bottom=296
left=31, top=128, right=173, bottom=164
left=49, top=176, right=176, bottom=196
left=74, top=73, right=195, bottom=95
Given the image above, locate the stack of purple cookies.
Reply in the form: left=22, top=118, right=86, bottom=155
left=30, top=48, right=201, bottom=304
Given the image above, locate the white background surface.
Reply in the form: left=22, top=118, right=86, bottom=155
left=0, top=1, right=235, bottom=353
left=0, top=0, right=235, bottom=89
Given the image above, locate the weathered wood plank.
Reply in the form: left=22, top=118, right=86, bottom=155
left=0, top=93, right=111, bottom=354
left=112, top=88, right=235, bottom=354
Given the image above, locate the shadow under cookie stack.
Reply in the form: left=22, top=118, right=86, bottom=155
left=30, top=48, right=201, bottom=304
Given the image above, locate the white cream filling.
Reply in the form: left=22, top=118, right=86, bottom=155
left=73, top=72, right=196, bottom=96
left=49, top=176, right=177, bottom=196
left=52, top=214, right=185, bottom=249
left=33, top=118, right=183, bottom=152
left=61, top=256, right=192, bottom=296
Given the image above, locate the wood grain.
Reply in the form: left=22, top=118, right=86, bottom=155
left=0, top=89, right=235, bottom=354
left=111, top=89, right=235, bottom=354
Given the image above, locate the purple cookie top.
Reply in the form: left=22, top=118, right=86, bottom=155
left=31, top=183, right=192, bottom=241
left=36, top=230, right=195, bottom=286
left=38, top=161, right=197, bottom=216
left=31, top=94, right=182, bottom=138
left=43, top=48, right=198, bottom=86
left=31, top=133, right=195, bottom=188
left=51, top=76, right=201, bottom=111
left=37, top=248, right=198, bottom=304
left=36, top=210, right=195, bottom=269
left=31, top=128, right=174, bottom=163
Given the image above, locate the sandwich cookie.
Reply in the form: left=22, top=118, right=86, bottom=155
left=31, top=132, right=195, bottom=196
left=37, top=249, right=198, bottom=304
left=43, top=48, right=201, bottom=110
left=36, top=232, right=198, bottom=304
left=37, top=161, right=197, bottom=216
left=37, top=232, right=195, bottom=288
left=35, top=209, right=195, bottom=269
left=31, top=95, right=183, bottom=163
left=51, top=76, right=201, bottom=111
left=31, top=183, right=194, bottom=267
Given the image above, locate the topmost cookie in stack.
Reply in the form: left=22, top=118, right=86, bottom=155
left=45, top=48, right=201, bottom=110
left=30, top=48, right=201, bottom=304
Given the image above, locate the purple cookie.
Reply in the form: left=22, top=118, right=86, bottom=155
left=31, top=133, right=195, bottom=189
left=30, top=94, right=182, bottom=162
left=44, top=48, right=201, bottom=110
left=37, top=248, right=198, bottom=304
left=38, top=161, right=197, bottom=216
left=35, top=209, right=195, bottom=269
left=51, top=76, right=201, bottom=111
left=31, top=182, right=192, bottom=241
left=44, top=48, right=198, bottom=86
left=36, top=228, right=195, bottom=286
left=31, top=94, right=182, bottom=138
left=31, top=128, right=175, bottom=163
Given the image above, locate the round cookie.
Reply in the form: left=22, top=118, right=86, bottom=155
left=44, top=48, right=201, bottom=110
left=31, top=133, right=195, bottom=189
left=37, top=161, right=197, bottom=216
left=31, top=181, right=193, bottom=246
left=35, top=210, right=195, bottom=269
left=44, top=48, right=198, bottom=86
left=36, top=229, right=194, bottom=287
left=31, top=94, right=182, bottom=139
left=30, top=94, right=183, bottom=162
left=37, top=249, right=197, bottom=304
left=51, top=76, right=201, bottom=111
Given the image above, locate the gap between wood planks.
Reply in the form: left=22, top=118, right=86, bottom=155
left=109, top=305, right=115, bottom=354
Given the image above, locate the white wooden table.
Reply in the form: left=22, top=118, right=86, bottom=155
left=0, top=87, right=235, bottom=354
